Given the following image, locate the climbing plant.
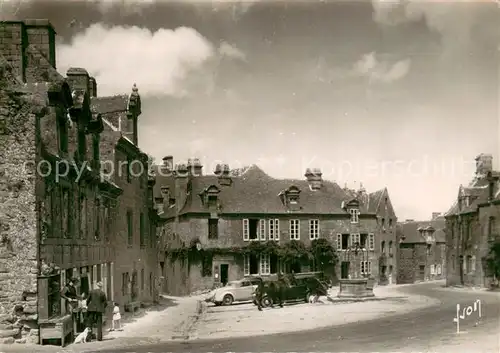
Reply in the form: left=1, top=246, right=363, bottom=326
left=310, top=238, right=338, bottom=270
left=485, top=240, right=500, bottom=285
left=167, top=238, right=338, bottom=274
left=279, top=240, right=310, bottom=264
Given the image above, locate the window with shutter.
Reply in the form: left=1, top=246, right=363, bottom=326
left=336, top=234, right=342, bottom=249
left=243, top=255, right=250, bottom=276
left=259, top=219, right=266, bottom=241
left=275, top=219, right=280, bottom=240
left=290, top=219, right=300, bottom=240
left=243, top=219, right=249, bottom=241
left=368, top=233, right=375, bottom=250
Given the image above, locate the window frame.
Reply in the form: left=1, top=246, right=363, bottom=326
left=350, top=208, right=359, bottom=223
left=289, top=219, right=300, bottom=240
left=309, top=219, right=320, bottom=240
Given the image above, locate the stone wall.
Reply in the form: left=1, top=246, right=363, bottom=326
left=0, top=67, right=39, bottom=344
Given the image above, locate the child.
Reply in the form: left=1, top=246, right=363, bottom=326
left=111, top=302, right=122, bottom=331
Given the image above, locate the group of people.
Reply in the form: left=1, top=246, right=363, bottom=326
left=61, top=278, right=122, bottom=342
left=254, top=272, right=291, bottom=311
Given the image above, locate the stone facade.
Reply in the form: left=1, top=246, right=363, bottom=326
left=161, top=215, right=381, bottom=295
left=0, top=19, right=158, bottom=345
left=0, top=58, right=40, bottom=344
left=154, top=161, right=395, bottom=295
left=367, top=188, right=398, bottom=285
left=445, top=154, right=500, bottom=287
left=396, top=215, right=446, bottom=284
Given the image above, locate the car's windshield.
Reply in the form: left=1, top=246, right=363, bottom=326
left=226, top=281, right=240, bottom=287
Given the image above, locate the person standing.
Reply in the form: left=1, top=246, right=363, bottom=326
left=86, top=281, right=107, bottom=341
left=111, top=302, right=122, bottom=331
left=61, top=278, right=79, bottom=333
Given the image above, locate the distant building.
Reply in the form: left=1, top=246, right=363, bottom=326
left=153, top=158, right=397, bottom=295
left=396, top=215, right=446, bottom=284
left=444, top=154, right=500, bottom=287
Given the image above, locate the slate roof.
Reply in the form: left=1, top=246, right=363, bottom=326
left=367, top=189, right=385, bottom=213
left=90, top=95, right=129, bottom=114
left=445, top=174, right=500, bottom=216
left=154, top=165, right=378, bottom=219
left=397, top=217, right=446, bottom=244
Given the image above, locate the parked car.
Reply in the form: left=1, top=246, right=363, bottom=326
left=252, top=272, right=329, bottom=308
left=205, top=277, right=261, bottom=306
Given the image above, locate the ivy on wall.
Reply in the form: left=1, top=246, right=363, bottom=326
left=167, top=238, right=338, bottom=272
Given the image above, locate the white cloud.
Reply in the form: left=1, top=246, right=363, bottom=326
left=354, top=52, right=411, bottom=83
left=218, top=41, right=247, bottom=61
left=57, top=24, right=217, bottom=97
left=370, top=0, right=488, bottom=56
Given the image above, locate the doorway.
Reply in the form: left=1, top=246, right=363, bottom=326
left=341, top=261, right=350, bottom=279
left=418, top=265, right=425, bottom=282
left=220, top=264, right=229, bottom=285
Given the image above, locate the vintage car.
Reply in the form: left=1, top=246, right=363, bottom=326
left=252, top=272, right=329, bottom=308
left=205, top=277, right=261, bottom=306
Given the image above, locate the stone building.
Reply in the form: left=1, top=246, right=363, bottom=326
left=396, top=214, right=446, bottom=284
left=154, top=158, right=395, bottom=295
left=444, top=153, right=500, bottom=288
left=357, top=188, right=398, bottom=285
left=0, top=19, right=157, bottom=345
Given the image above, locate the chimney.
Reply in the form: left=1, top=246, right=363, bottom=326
left=174, top=164, right=189, bottom=213
left=160, top=156, right=173, bottom=176
left=405, top=219, right=415, bottom=222
left=488, top=172, right=498, bottom=201
left=431, top=212, right=441, bottom=220
left=89, top=77, right=97, bottom=97
left=25, top=19, right=56, bottom=68
left=215, top=164, right=232, bottom=186
left=305, top=168, right=323, bottom=190
left=160, top=186, right=170, bottom=212
left=475, top=153, right=493, bottom=176
left=154, top=197, right=164, bottom=214
left=0, top=19, right=56, bottom=82
left=66, top=67, right=90, bottom=93
left=187, top=158, right=203, bottom=176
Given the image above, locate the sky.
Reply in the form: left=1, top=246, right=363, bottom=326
left=3, top=0, right=499, bottom=221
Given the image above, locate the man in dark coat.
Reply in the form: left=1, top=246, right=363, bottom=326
left=255, top=278, right=264, bottom=311
left=86, top=281, right=107, bottom=341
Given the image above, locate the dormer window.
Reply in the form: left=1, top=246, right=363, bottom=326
left=350, top=208, right=359, bottom=223
left=200, top=185, right=220, bottom=209
left=464, top=196, right=470, bottom=207
left=207, top=195, right=217, bottom=207
left=280, top=185, right=301, bottom=209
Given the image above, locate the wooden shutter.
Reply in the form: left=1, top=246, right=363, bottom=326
left=243, top=219, right=249, bottom=241
left=259, top=219, right=266, bottom=241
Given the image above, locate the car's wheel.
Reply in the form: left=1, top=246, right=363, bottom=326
left=222, top=294, right=234, bottom=306
left=261, top=295, right=273, bottom=308
left=304, top=291, right=310, bottom=303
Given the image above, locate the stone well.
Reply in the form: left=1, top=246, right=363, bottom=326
left=337, top=278, right=375, bottom=298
